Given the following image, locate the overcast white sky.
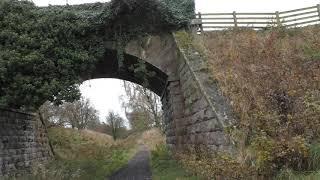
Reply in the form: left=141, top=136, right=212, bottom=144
left=32, top=0, right=320, bottom=122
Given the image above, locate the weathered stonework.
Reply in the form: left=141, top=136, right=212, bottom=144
left=163, top=32, right=235, bottom=153
left=0, top=31, right=236, bottom=176
left=0, top=109, right=51, bottom=177
left=121, top=32, right=235, bottom=153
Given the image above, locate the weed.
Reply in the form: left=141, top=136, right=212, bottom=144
left=308, top=142, right=320, bottom=170
left=151, top=144, right=201, bottom=180
left=175, top=25, right=320, bottom=179
left=20, top=128, right=136, bottom=180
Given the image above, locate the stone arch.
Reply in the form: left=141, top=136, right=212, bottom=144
left=83, top=48, right=168, bottom=96
left=80, top=34, right=188, bottom=151
left=1, top=0, right=236, bottom=177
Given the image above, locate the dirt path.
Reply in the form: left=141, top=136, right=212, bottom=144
left=108, top=145, right=152, bottom=180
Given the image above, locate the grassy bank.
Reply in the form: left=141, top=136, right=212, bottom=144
left=21, top=128, right=199, bottom=180
left=151, top=145, right=201, bottom=180
left=141, top=129, right=201, bottom=180
left=138, top=129, right=200, bottom=180
left=23, top=128, right=137, bottom=180
left=175, top=25, right=320, bottom=179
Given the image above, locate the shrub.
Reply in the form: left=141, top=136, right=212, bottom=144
left=308, top=142, right=320, bottom=170
left=176, top=149, right=257, bottom=179
left=176, top=25, right=320, bottom=178
left=151, top=144, right=201, bottom=180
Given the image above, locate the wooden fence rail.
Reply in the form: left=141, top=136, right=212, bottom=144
left=192, top=4, right=320, bottom=32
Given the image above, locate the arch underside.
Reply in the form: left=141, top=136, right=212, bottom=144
left=85, top=49, right=168, bottom=96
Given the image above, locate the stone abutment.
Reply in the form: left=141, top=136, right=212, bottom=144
left=0, top=32, right=236, bottom=177
left=0, top=109, right=51, bottom=177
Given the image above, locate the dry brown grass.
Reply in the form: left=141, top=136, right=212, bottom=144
left=182, top=26, right=320, bottom=178
left=139, top=128, right=165, bottom=151
left=26, top=127, right=139, bottom=180
left=197, top=26, right=320, bottom=138
left=80, top=129, right=114, bottom=145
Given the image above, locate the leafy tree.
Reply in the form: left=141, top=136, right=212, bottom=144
left=106, top=111, right=125, bottom=140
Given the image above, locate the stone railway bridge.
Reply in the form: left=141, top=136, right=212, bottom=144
left=0, top=0, right=235, bottom=177
left=0, top=32, right=235, bottom=177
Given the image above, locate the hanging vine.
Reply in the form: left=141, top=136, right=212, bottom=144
left=0, top=0, right=194, bottom=110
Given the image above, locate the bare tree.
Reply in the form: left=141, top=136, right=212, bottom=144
left=121, top=81, right=163, bottom=131
left=63, top=97, right=100, bottom=129
left=38, top=101, right=68, bottom=127
left=38, top=97, right=100, bottom=130
left=106, top=111, right=125, bottom=140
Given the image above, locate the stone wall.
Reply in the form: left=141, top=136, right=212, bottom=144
left=162, top=79, right=186, bottom=149
left=164, top=32, right=236, bottom=153
left=0, top=31, right=237, bottom=177
left=0, top=108, right=51, bottom=177
left=177, top=50, right=233, bottom=152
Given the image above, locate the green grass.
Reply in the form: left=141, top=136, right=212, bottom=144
left=20, top=128, right=135, bottom=180
left=308, top=142, right=320, bottom=170
left=151, top=145, right=202, bottom=180
left=277, top=169, right=320, bottom=180
left=275, top=142, right=320, bottom=180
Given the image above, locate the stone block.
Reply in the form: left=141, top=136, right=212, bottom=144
left=0, top=109, right=51, bottom=177
left=190, top=96, right=209, bottom=115
left=205, top=131, right=230, bottom=146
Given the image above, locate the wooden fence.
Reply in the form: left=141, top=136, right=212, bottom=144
left=192, top=4, right=320, bottom=32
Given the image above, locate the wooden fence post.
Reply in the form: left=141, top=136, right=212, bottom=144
left=275, top=11, right=281, bottom=27
left=233, top=11, right=238, bottom=28
left=317, top=4, right=320, bottom=20
left=198, top=12, right=204, bottom=33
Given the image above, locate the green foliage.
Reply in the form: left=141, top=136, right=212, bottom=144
left=303, top=45, right=320, bottom=61
left=129, top=61, right=156, bottom=87
left=274, top=144, right=320, bottom=180
left=128, top=110, right=152, bottom=132
left=21, top=128, right=133, bottom=180
left=151, top=144, right=201, bottom=180
left=308, top=142, right=320, bottom=170
left=276, top=169, right=320, bottom=180
left=174, top=31, right=193, bottom=49
left=152, top=144, right=171, bottom=160
left=0, top=0, right=194, bottom=110
left=176, top=149, right=257, bottom=179
left=24, top=158, right=127, bottom=180
left=0, top=0, right=103, bottom=109
left=105, top=111, right=126, bottom=140
left=250, top=134, right=309, bottom=175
